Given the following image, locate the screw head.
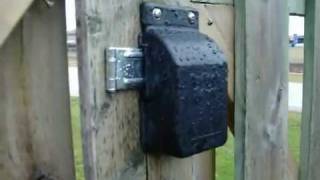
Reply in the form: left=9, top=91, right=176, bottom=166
left=188, top=12, right=196, bottom=24
left=43, top=0, right=55, bottom=8
left=152, top=8, right=162, bottom=20
left=208, top=18, right=214, bottom=26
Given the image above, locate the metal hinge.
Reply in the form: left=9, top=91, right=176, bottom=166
left=106, top=47, right=144, bottom=92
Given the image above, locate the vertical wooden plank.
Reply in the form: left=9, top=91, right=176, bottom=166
left=145, top=2, right=234, bottom=180
left=0, top=23, right=31, bottom=180
left=235, top=0, right=289, bottom=180
left=186, top=0, right=306, bottom=15
left=289, top=0, right=305, bottom=16
left=0, top=0, right=34, bottom=46
left=77, top=0, right=234, bottom=179
left=299, top=0, right=320, bottom=179
left=0, top=0, right=75, bottom=180
left=190, top=0, right=233, bottom=5
left=76, top=0, right=146, bottom=180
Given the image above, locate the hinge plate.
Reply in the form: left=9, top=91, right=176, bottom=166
left=106, top=47, right=144, bottom=92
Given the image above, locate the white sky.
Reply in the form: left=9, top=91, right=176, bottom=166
left=65, top=0, right=305, bottom=36
left=65, top=0, right=76, bottom=31
left=289, top=16, right=304, bottom=36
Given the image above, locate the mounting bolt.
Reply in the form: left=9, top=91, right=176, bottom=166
left=43, top=0, right=55, bottom=8
left=208, top=18, right=214, bottom=26
left=152, top=8, right=162, bottom=20
left=188, top=12, right=196, bottom=24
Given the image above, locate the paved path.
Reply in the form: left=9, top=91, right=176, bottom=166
left=68, top=66, right=304, bottom=112
left=69, top=66, right=79, bottom=97
left=289, top=82, right=303, bottom=112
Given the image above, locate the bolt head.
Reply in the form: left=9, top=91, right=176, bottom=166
left=208, top=18, right=214, bottom=26
left=188, top=12, right=196, bottom=23
left=43, top=0, right=55, bottom=8
left=152, top=8, right=162, bottom=20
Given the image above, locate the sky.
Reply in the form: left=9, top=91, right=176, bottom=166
left=289, top=16, right=304, bottom=36
left=65, top=0, right=305, bottom=36
left=65, top=0, right=76, bottom=31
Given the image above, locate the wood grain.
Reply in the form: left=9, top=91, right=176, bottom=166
left=0, top=1, right=75, bottom=180
left=76, top=0, right=234, bottom=179
left=299, top=0, right=320, bottom=179
left=0, top=0, right=34, bottom=47
left=289, top=0, right=305, bottom=16
left=145, top=4, right=234, bottom=180
left=191, top=0, right=306, bottom=15
left=234, top=0, right=289, bottom=180
left=191, top=0, right=233, bottom=5
left=76, top=0, right=146, bottom=180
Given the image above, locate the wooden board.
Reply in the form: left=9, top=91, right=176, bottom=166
left=191, top=0, right=306, bottom=15
left=299, top=0, right=320, bottom=179
left=191, top=0, right=233, bottom=5
left=145, top=4, right=234, bottom=180
left=0, top=0, right=34, bottom=47
left=234, top=0, right=289, bottom=180
left=76, top=0, right=146, bottom=179
left=0, top=1, right=75, bottom=180
left=289, top=0, right=305, bottom=16
left=76, top=0, right=234, bottom=179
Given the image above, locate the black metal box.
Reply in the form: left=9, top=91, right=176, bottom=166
left=140, top=3, right=228, bottom=157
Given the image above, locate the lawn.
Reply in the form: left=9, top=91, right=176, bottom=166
left=71, top=97, right=85, bottom=180
left=216, top=112, right=301, bottom=180
left=70, top=97, right=302, bottom=180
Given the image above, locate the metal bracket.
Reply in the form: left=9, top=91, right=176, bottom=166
left=105, top=2, right=228, bottom=158
left=106, top=47, right=144, bottom=92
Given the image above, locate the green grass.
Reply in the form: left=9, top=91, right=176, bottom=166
left=216, top=130, right=234, bottom=180
left=71, top=97, right=85, bottom=180
left=289, top=73, right=303, bottom=83
left=288, top=112, right=302, bottom=163
left=216, top=112, right=302, bottom=180
left=70, top=98, right=302, bottom=180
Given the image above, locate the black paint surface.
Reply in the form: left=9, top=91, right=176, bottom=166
left=139, top=2, right=228, bottom=157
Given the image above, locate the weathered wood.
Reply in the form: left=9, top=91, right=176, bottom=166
left=0, top=1, right=75, bottom=180
left=146, top=4, right=234, bottom=180
left=191, top=0, right=233, bottom=5
left=191, top=0, right=306, bottom=15
left=76, top=0, right=234, bottom=179
left=299, top=0, right=320, bottom=179
left=234, top=0, right=289, bottom=180
left=76, top=0, right=146, bottom=179
left=0, top=0, right=34, bottom=47
left=289, top=0, right=305, bottom=16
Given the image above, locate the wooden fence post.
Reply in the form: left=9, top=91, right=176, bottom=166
left=234, top=0, right=289, bottom=180
left=0, top=0, right=34, bottom=46
left=76, top=0, right=233, bottom=179
left=299, top=0, right=320, bottom=179
left=0, top=0, right=75, bottom=180
left=289, top=0, right=305, bottom=15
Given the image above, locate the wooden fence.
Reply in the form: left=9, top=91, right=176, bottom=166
left=0, top=0, right=319, bottom=180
